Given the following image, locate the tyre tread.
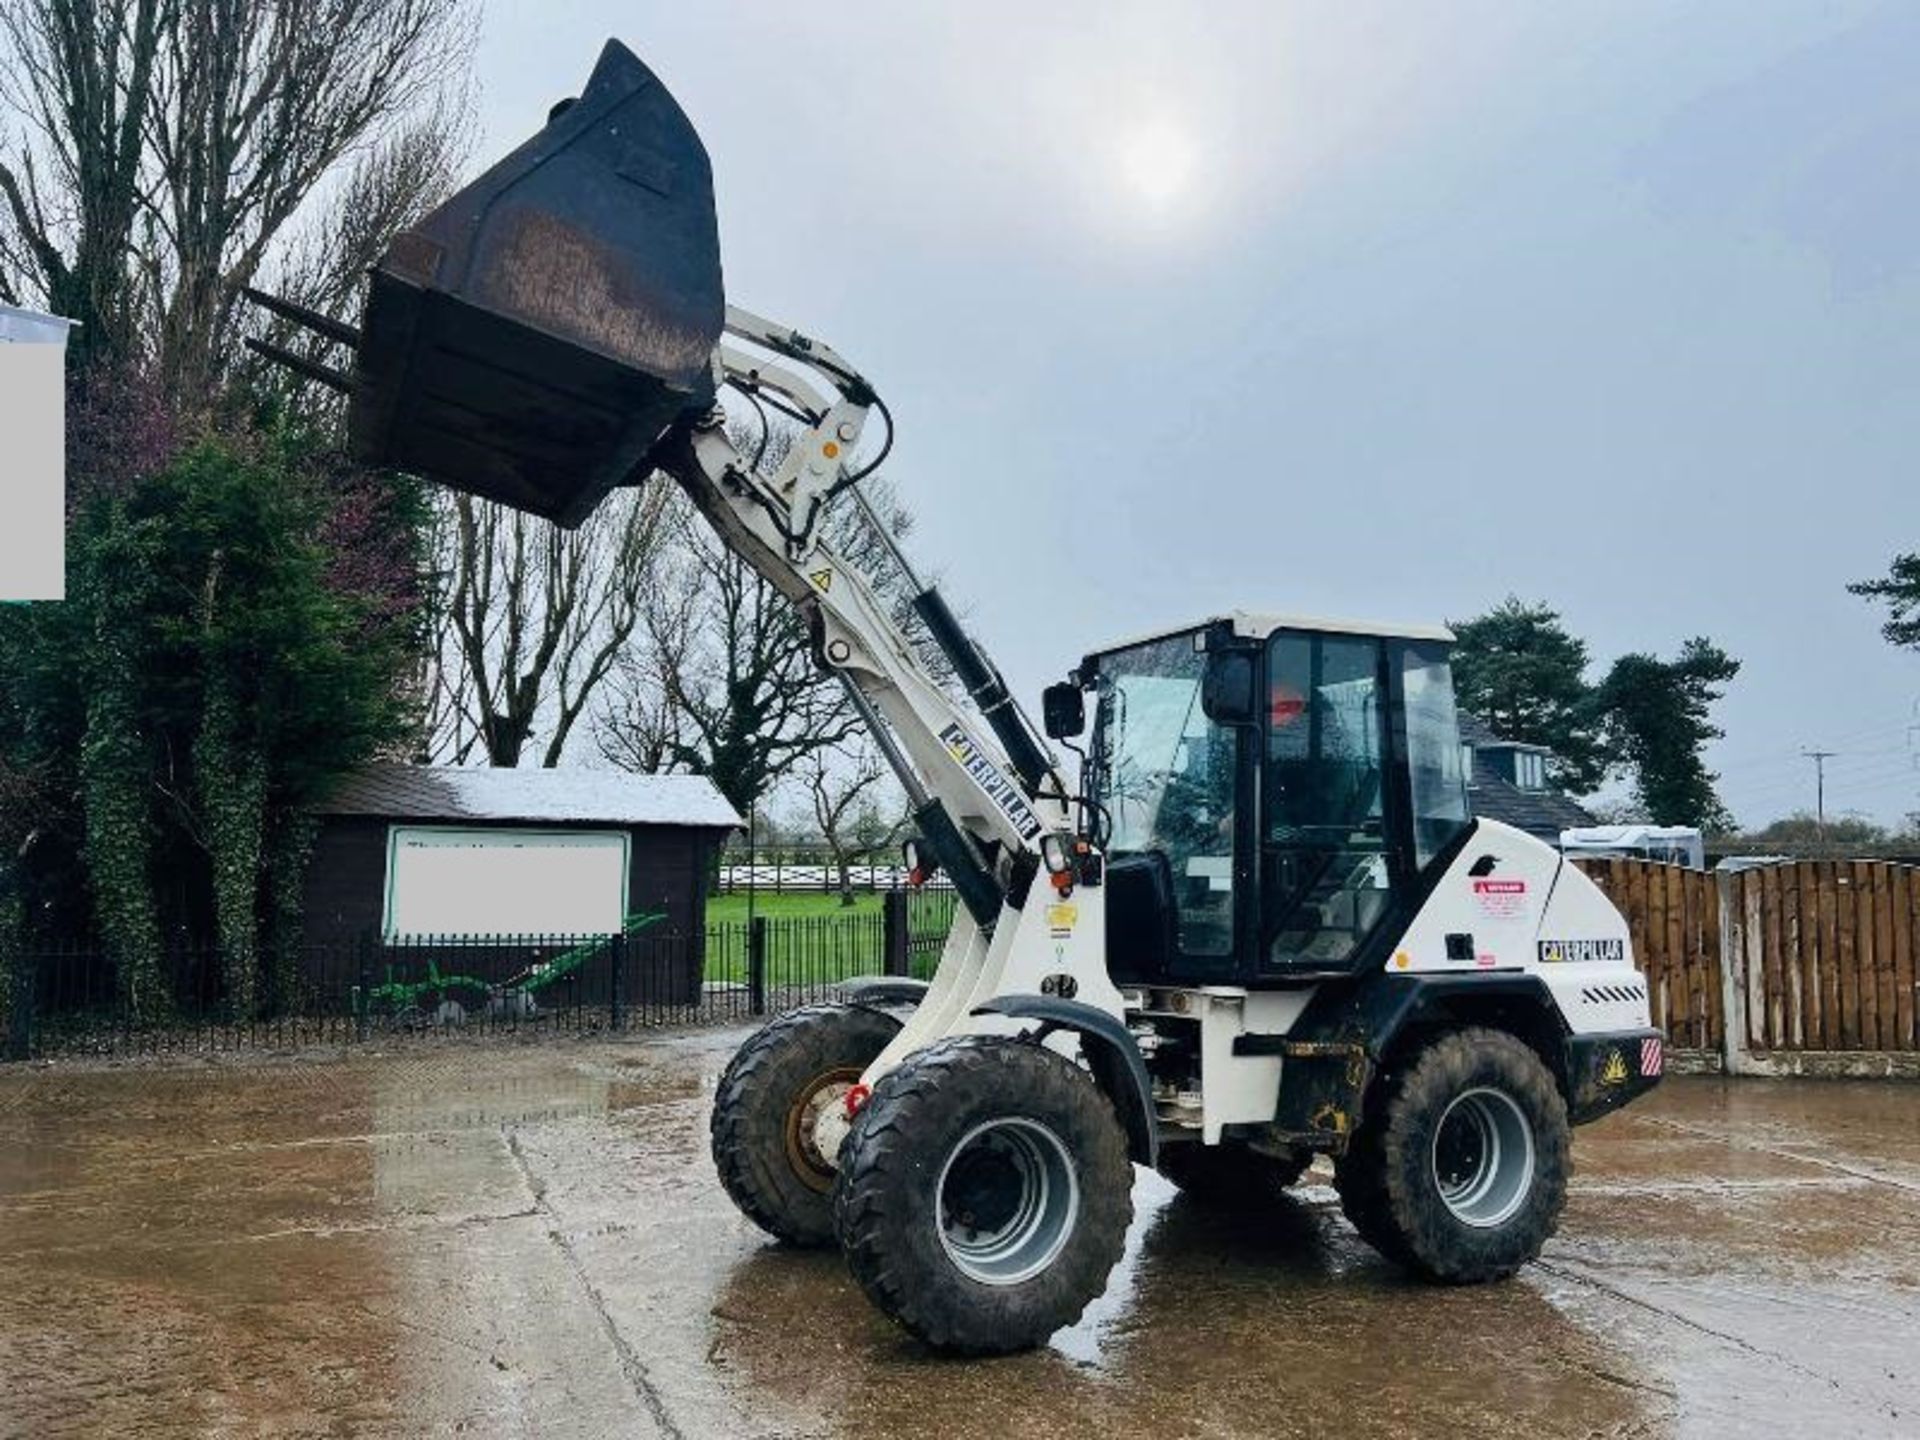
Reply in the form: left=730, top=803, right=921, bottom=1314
left=834, top=1035, right=1133, bottom=1353
left=1334, top=1026, right=1569, bottom=1282
left=711, top=1003, right=900, bottom=1246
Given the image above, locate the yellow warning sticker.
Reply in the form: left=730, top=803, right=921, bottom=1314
left=1600, top=1049, right=1630, bottom=1086
left=1046, top=903, right=1077, bottom=930
left=809, top=568, right=833, bottom=593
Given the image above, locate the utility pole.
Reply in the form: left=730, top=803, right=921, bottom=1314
left=1802, top=749, right=1836, bottom=842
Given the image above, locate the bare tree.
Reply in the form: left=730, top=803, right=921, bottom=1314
left=800, top=740, right=905, bottom=906
left=0, top=0, right=473, bottom=393
left=142, top=0, right=473, bottom=401
left=0, top=0, right=165, bottom=359
left=432, top=483, right=671, bottom=768
left=239, top=107, right=467, bottom=418
left=594, top=397, right=969, bottom=825
left=598, top=492, right=859, bottom=815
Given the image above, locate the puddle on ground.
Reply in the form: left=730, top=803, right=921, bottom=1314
left=704, top=1174, right=1662, bottom=1439
left=7, top=1045, right=1918, bottom=1438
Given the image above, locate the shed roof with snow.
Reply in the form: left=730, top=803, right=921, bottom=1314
left=314, top=763, right=743, bottom=830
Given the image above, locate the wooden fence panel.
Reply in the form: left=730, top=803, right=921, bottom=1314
left=1781, top=865, right=1803, bottom=1049
left=1570, top=857, right=1721, bottom=1051
left=1847, top=864, right=1867, bottom=1047
left=1819, top=864, right=1841, bottom=1049
left=1837, top=865, right=1860, bottom=1049
left=1850, top=867, right=1866, bottom=1052
left=1708, top=866, right=1726, bottom=1047
left=1568, top=857, right=1920, bottom=1056
left=1761, top=866, right=1784, bottom=1050
left=1751, top=875, right=1774, bottom=1052
left=1874, top=863, right=1897, bottom=1050
left=1896, top=868, right=1916, bottom=1050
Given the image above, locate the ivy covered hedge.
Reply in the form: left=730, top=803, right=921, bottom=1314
left=0, top=400, right=426, bottom=1023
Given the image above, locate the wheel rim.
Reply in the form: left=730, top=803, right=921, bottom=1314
left=937, top=1118, right=1080, bottom=1286
left=1431, top=1087, right=1535, bottom=1228
left=783, top=1066, right=859, bottom=1193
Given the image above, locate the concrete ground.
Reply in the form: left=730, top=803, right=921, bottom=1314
left=2, top=1030, right=1916, bottom=1439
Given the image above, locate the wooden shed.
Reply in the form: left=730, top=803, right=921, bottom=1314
left=302, top=764, right=741, bottom=1003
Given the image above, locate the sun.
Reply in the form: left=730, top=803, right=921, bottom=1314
left=1117, top=118, right=1197, bottom=209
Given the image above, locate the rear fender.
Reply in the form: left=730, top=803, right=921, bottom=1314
left=1270, top=973, right=1570, bottom=1147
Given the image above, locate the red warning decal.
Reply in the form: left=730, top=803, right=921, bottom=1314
left=1471, top=878, right=1529, bottom=921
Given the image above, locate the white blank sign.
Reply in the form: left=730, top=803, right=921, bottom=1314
left=384, top=828, right=630, bottom=938
left=0, top=341, right=66, bottom=600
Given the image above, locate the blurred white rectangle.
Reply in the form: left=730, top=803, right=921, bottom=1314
left=0, top=304, right=76, bottom=345
left=0, top=303, right=73, bottom=601
left=384, top=827, right=630, bottom=938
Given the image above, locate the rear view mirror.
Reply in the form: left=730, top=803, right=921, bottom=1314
left=1201, top=652, right=1257, bottom=726
left=1042, top=681, right=1086, bottom=739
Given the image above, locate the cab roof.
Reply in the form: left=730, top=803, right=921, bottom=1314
left=1087, top=610, right=1455, bottom=660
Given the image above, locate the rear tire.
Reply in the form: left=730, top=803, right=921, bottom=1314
left=711, top=1003, right=902, bottom=1247
left=1333, top=1027, right=1568, bottom=1282
left=833, top=1035, right=1134, bottom=1354
left=1157, top=1142, right=1311, bottom=1203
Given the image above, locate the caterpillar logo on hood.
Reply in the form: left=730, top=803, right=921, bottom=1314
left=939, top=722, right=1042, bottom=841
left=1538, top=938, right=1626, bottom=964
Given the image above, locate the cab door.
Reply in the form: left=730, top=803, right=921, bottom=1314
left=1258, top=630, right=1401, bottom=974
left=1255, top=631, right=1475, bottom=977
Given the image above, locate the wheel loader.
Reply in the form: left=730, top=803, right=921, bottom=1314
left=254, top=39, right=1665, bottom=1355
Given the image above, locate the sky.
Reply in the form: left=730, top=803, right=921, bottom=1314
left=472, top=1, right=1920, bottom=829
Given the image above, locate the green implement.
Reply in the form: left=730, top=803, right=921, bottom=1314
left=365, top=910, right=667, bottom=1028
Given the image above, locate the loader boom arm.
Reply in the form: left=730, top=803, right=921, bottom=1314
left=657, top=306, right=1073, bottom=923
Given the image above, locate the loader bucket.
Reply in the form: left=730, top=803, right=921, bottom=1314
left=349, top=40, right=724, bottom=527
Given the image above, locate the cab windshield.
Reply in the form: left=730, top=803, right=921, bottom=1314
left=1088, top=631, right=1236, bottom=956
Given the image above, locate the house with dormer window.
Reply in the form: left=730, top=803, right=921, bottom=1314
left=1458, top=714, right=1595, bottom=845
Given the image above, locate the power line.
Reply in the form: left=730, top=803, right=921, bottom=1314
left=1732, top=757, right=1917, bottom=801
left=1730, top=751, right=1919, bottom=803
left=1711, top=722, right=1914, bottom=776
left=1751, top=760, right=1920, bottom=806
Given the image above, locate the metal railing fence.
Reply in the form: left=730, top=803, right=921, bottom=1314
left=1, top=890, right=958, bottom=1060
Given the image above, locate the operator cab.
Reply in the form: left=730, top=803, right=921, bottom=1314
left=1058, top=612, right=1473, bottom=988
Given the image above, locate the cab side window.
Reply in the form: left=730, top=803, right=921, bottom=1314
left=1400, top=643, right=1471, bottom=869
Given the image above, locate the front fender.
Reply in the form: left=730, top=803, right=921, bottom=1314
left=837, top=975, right=930, bottom=1015
left=971, top=994, right=1157, bottom=1166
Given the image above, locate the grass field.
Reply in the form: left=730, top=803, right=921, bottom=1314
left=699, top=889, right=958, bottom=986
left=704, top=891, right=883, bottom=925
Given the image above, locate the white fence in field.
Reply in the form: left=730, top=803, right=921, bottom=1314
left=715, top=862, right=953, bottom=894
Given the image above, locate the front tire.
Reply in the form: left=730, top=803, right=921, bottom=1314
left=711, top=1003, right=902, bottom=1247
left=833, top=1035, right=1134, bottom=1354
left=1333, top=1027, right=1569, bottom=1282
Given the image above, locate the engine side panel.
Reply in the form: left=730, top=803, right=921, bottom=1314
left=1391, top=820, right=1651, bottom=1036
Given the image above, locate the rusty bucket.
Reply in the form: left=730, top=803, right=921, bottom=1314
left=349, top=40, right=725, bottom=527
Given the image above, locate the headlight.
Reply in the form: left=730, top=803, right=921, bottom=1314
left=1040, top=832, right=1072, bottom=875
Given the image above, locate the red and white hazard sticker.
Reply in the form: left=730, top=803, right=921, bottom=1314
left=1640, top=1036, right=1663, bottom=1077
left=1471, top=878, right=1529, bottom=921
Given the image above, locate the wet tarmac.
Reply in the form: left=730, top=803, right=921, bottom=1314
left=2, top=1031, right=1916, bottom=1438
